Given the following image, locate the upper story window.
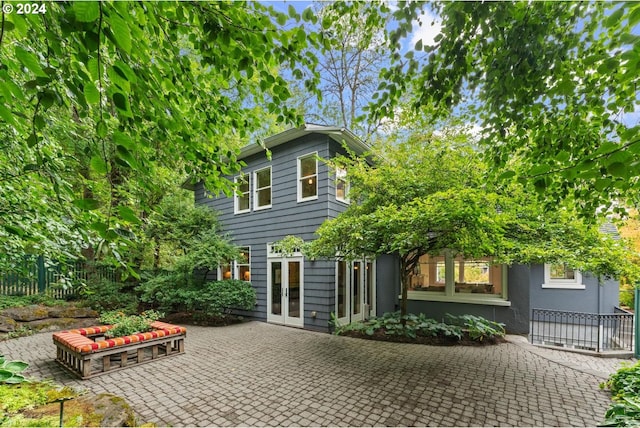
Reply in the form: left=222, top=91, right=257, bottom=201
left=234, top=174, right=250, bottom=214
left=336, top=167, right=349, bottom=204
left=543, top=263, right=584, bottom=289
left=254, top=167, right=272, bottom=210
left=298, top=153, right=318, bottom=202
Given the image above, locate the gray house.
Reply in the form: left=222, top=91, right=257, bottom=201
left=193, top=124, right=622, bottom=337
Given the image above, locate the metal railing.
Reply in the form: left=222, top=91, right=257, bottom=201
left=530, top=308, right=634, bottom=352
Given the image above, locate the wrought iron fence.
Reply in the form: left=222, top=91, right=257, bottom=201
left=0, top=256, right=117, bottom=299
left=530, top=308, right=634, bottom=352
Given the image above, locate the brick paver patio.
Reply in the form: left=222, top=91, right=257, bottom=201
left=0, top=321, right=634, bottom=426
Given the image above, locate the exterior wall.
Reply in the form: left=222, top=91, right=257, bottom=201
left=529, top=265, right=620, bottom=314
left=375, top=254, right=400, bottom=315
left=195, top=133, right=352, bottom=331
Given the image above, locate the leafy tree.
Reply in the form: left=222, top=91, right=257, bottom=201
left=358, top=1, right=640, bottom=217
left=0, top=1, right=325, bottom=267
left=294, top=2, right=390, bottom=139
left=308, top=131, right=637, bottom=318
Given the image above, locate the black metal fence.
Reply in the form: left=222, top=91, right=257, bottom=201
left=0, top=256, right=117, bottom=299
left=530, top=308, right=634, bottom=352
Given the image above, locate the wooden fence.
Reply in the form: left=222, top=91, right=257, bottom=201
left=0, top=256, right=117, bottom=299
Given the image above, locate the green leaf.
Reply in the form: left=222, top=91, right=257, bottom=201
left=90, top=155, right=108, bottom=175
left=606, top=162, right=627, bottom=178
left=116, top=145, right=138, bottom=168
left=109, top=15, right=132, bottom=53
left=3, top=361, right=28, bottom=373
left=113, top=131, right=134, bottom=150
left=118, top=206, right=140, bottom=224
left=415, top=39, right=423, bottom=51
left=276, top=13, right=287, bottom=26
left=74, top=2, right=100, bottom=23
left=72, top=198, right=102, bottom=210
left=302, top=7, right=314, bottom=22
left=498, top=170, right=516, bottom=180
left=14, top=46, right=47, bottom=77
left=113, top=61, right=137, bottom=84
left=96, top=120, right=108, bottom=138
left=84, top=82, right=100, bottom=104
left=112, top=92, right=131, bottom=117
left=0, top=104, right=16, bottom=126
left=0, top=370, right=13, bottom=382
left=3, top=374, right=26, bottom=384
left=3, top=225, right=25, bottom=236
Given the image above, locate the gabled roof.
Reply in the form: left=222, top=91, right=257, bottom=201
left=238, top=123, right=370, bottom=160
left=182, top=124, right=368, bottom=190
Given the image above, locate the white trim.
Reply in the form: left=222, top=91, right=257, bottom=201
left=297, top=152, right=318, bottom=202
left=542, top=263, right=585, bottom=289
left=233, top=174, right=250, bottom=214
left=253, top=166, right=272, bottom=210
left=407, top=291, right=512, bottom=307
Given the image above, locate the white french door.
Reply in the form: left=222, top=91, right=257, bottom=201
left=336, top=260, right=375, bottom=325
left=267, top=257, right=304, bottom=327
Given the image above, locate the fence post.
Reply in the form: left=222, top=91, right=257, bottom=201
left=635, top=287, right=639, bottom=358
left=37, top=256, right=46, bottom=294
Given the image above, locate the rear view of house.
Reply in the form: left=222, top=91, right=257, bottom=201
left=192, top=124, right=623, bottom=342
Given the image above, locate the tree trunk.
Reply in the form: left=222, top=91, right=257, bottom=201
left=399, top=257, right=409, bottom=325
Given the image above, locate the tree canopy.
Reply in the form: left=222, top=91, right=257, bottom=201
left=307, top=131, right=637, bottom=316
left=367, top=1, right=640, bottom=217
left=0, top=1, right=326, bottom=269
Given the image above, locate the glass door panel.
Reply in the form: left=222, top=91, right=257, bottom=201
left=270, top=262, right=282, bottom=316
left=288, top=261, right=301, bottom=319
left=352, top=261, right=361, bottom=317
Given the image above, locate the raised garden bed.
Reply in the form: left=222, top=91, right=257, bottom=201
left=52, top=321, right=186, bottom=379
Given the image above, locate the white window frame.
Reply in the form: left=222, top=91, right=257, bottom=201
left=218, top=246, right=251, bottom=282
left=542, top=263, right=584, bottom=289
left=234, top=174, right=250, bottom=214
left=297, top=152, right=318, bottom=202
left=253, top=166, right=272, bottom=210
left=407, top=252, right=510, bottom=307
left=335, top=167, right=349, bottom=204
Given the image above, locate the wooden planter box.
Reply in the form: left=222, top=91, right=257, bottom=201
left=53, top=321, right=186, bottom=379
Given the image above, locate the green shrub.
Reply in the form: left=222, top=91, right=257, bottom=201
left=139, top=276, right=256, bottom=317
left=620, top=289, right=635, bottom=309
left=602, top=361, right=640, bottom=426
left=446, top=314, right=506, bottom=341
left=333, top=311, right=462, bottom=340
left=0, top=295, right=63, bottom=311
left=81, top=278, right=138, bottom=313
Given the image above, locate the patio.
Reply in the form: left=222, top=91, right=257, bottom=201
left=0, top=321, right=633, bottom=426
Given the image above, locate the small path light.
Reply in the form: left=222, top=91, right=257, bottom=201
left=46, top=387, right=78, bottom=428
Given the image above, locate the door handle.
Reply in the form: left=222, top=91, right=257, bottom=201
left=285, top=288, right=288, bottom=297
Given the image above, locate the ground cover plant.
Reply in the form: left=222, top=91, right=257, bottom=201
left=332, top=311, right=505, bottom=346
left=98, top=310, right=163, bottom=338
left=601, top=361, right=640, bottom=427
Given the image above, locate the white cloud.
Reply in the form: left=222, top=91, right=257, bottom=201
left=410, top=10, right=442, bottom=49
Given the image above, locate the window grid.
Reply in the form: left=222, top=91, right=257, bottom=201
left=298, top=153, right=318, bottom=202
left=254, top=167, right=272, bottom=210
left=234, top=175, right=250, bottom=214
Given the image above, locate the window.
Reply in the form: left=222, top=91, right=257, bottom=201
left=237, top=247, right=251, bottom=281
left=234, top=175, right=250, bottom=214
left=254, top=167, right=272, bottom=209
left=218, top=246, right=251, bottom=282
left=336, top=167, right=349, bottom=203
left=298, top=153, right=318, bottom=201
left=407, top=253, right=509, bottom=305
left=543, top=263, right=584, bottom=289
